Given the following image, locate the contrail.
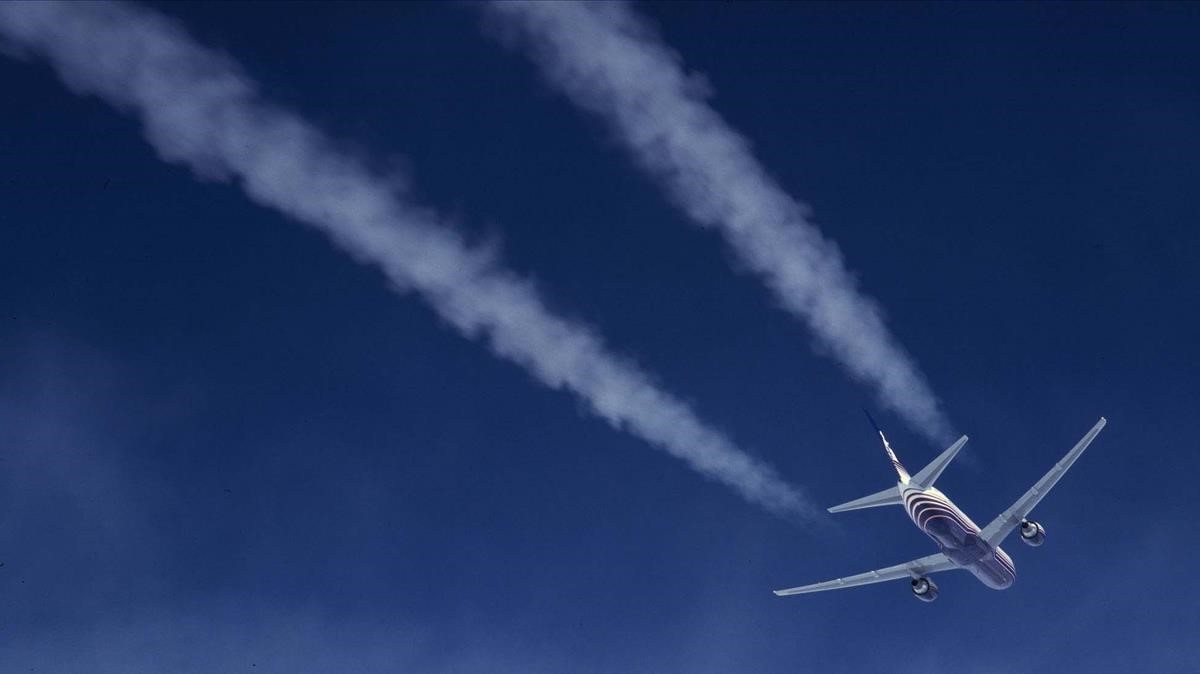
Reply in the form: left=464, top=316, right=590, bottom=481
left=0, top=1, right=816, bottom=520
left=483, top=1, right=953, bottom=443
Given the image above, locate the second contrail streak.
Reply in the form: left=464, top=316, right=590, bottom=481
left=0, top=1, right=816, bottom=520
left=484, top=1, right=953, bottom=443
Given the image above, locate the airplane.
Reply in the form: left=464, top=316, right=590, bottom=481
left=773, top=413, right=1108, bottom=602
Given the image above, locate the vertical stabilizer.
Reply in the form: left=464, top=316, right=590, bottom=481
left=827, top=411, right=911, bottom=515
left=864, top=410, right=910, bottom=483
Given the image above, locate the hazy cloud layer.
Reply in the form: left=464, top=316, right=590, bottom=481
left=0, top=1, right=815, bottom=519
left=484, top=1, right=952, bottom=442
left=1, top=602, right=569, bottom=674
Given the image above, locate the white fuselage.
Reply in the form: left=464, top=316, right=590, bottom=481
left=901, top=485, right=1015, bottom=589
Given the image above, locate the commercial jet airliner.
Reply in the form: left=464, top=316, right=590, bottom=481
left=774, top=414, right=1107, bottom=602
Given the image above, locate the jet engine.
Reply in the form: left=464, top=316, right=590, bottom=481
left=911, top=577, right=939, bottom=602
left=1019, top=519, right=1046, bottom=546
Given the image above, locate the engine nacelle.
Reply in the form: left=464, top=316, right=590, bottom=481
left=1019, top=519, right=1046, bottom=546
left=911, top=577, right=939, bottom=602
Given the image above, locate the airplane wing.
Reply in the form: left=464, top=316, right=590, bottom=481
left=773, top=552, right=956, bottom=596
left=979, top=417, right=1107, bottom=547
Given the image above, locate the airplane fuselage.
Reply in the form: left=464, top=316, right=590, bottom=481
left=901, top=485, right=1015, bottom=589
left=775, top=417, right=1106, bottom=599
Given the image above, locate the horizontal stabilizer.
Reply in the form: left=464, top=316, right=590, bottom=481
left=828, top=485, right=902, bottom=513
left=909, top=435, right=969, bottom=489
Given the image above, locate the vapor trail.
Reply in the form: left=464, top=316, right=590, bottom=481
left=483, top=1, right=953, bottom=443
left=0, top=1, right=816, bottom=519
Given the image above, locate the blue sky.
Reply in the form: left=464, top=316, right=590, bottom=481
left=1, top=2, right=1197, bottom=671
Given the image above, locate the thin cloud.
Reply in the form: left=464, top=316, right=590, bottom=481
left=0, top=1, right=816, bottom=520
left=483, top=1, right=953, bottom=443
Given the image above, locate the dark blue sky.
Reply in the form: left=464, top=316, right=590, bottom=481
left=1, top=2, right=1197, bottom=671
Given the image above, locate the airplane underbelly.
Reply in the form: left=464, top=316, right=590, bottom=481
left=923, top=517, right=980, bottom=556
left=905, top=488, right=1015, bottom=590
left=921, top=516, right=1016, bottom=590
left=968, top=550, right=1016, bottom=590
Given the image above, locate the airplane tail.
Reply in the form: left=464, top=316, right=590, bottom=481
left=827, top=412, right=969, bottom=514
left=864, top=409, right=911, bottom=483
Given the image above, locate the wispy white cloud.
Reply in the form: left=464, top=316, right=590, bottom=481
left=483, top=1, right=953, bottom=442
left=0, top=1, right=815, bottom=519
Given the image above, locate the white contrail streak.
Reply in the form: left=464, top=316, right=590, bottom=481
left=0, top=1, right=816, bottom=520
left=483, top=1, right=953, bottom=443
